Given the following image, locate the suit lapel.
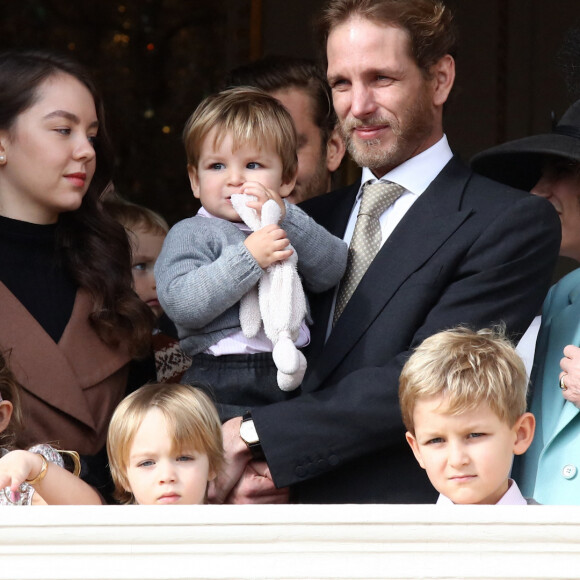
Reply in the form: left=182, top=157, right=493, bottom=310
left=305, top=158, right=472, bottom=390
left=0, top=283, right=130, bottom=430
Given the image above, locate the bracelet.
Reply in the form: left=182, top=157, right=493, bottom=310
left=25, top=453, right=49, bottom=486
left=59, top=450, right=81, bottom=477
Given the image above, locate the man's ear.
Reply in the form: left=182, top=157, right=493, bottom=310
left=405, top=431, right=426, bottom=469
left=430, top=54, right=455, bottom=107
left=0, top=400, right=13, bottom=434
left=325, top=129, right=346, bottom=173
left=512, top=412, right=536, bottom=456
left=187, top=164, right=201, bottom=199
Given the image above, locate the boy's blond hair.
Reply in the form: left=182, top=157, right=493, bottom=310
left=399, top=326, right=528, bottom=434
left=107, top=383, right=224, bottom=504
left=102, top=197, right=169, bottom=237
left=183, top=86, right=298, bottom=184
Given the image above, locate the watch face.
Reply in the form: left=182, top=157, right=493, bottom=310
left=240, top=419, right=259, bottom=445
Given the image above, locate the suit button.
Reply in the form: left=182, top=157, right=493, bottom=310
left=307, top=463, right=318, bottom=476
left=328, top=454, right=339, bottom=466
left=562, top=464, right=577, bottom=479
left=295, top=466, right=306, bottom=478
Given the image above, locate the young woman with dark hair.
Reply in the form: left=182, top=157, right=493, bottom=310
left=0, top=49, right=154, bottom=498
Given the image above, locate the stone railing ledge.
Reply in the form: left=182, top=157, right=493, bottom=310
left=1, top=504, right=580, bottom=579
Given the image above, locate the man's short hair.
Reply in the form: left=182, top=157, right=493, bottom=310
left=183, top=86, right=298, bottom=184
left=399, top=326, right=528, bottom=434
left=225, top=55, right=337, bottom=145
left=317, top=0, right=457, bottom=78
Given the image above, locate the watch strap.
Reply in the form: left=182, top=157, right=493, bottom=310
left=241, top=412, right=265, bottom=460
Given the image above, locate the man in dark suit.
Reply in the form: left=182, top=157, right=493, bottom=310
left=210, top=0, right=561, bottom=504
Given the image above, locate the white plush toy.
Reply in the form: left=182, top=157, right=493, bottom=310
left=231, top=193, right=307, bottom=391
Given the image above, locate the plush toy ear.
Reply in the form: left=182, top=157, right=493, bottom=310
left=260, top=199, right=282, bottom=226
left=239, top=288, right=262, bottom=338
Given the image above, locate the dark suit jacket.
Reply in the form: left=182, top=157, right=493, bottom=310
left=252, top=156, right=561, bottom=504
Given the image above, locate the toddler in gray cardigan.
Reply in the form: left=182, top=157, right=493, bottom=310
left=155, top=87, right=348, bottom=422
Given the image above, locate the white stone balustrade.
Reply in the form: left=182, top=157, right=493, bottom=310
left=1, top=504, right=579, bottom=579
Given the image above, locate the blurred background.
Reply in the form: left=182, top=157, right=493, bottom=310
left=1, top=0, right=580, bottom=227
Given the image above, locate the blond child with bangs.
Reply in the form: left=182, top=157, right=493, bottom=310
left=399, top=326, right=538, bottom=505
left=107, top=383, right=224, bottom=505
left=155, top=87, right=347, bottom=423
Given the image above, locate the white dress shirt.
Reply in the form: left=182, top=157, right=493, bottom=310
left=342, top=135, right=454, bottom=247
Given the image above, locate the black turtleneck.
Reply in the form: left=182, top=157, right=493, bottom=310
left=0, top=215, right=77, bottom=343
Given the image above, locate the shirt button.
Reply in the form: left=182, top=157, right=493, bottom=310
left=562, top=464, right=577, bottom=479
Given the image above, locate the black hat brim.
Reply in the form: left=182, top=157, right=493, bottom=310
left=471, top=133, right=580, bottom=191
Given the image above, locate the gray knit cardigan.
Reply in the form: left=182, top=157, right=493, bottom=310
left=154, top=202, right=348, bottom=356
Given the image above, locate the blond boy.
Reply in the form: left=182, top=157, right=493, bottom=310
left=399, top=327, right=537, bottom=505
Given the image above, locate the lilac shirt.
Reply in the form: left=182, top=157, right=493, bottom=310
left=436, top=479, right=528, bottom=505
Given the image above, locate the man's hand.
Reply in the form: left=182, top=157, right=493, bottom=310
left=207, top=416, right=252, bottom=504
left=225, top=460, right=289, bottom=504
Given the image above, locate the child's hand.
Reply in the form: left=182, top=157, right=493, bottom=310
left=241, top=181, right=287, bottom=221
left=0, top=450, right=43, bottom=492
left=244, top=225, right=293, bottom=268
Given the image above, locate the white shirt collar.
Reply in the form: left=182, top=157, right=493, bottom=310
left=360, top=134, right=453, bottom=196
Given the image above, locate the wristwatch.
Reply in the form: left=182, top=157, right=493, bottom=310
left=240, top=412, right=265, bottom=460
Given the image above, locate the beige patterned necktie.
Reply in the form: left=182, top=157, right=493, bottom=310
left=333, top=180, right=405, bottom=324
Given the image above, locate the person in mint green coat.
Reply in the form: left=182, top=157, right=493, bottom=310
left=472, top=99, right=580, bottom=503
left=518, top=270, right=580, bottom=503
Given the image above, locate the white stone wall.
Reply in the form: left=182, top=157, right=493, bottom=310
left=1, top=504, right=580, bottom=579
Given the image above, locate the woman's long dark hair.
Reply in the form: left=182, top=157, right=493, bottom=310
left=0, top=50, right=153, bottom=356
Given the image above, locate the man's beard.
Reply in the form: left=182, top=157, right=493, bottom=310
left=339, top=92, right=433, bottom=175
left=288, top=148, right=330, bottom=204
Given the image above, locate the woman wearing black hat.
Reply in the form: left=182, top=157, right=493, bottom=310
left=472, top=100, right=580, bottom=504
